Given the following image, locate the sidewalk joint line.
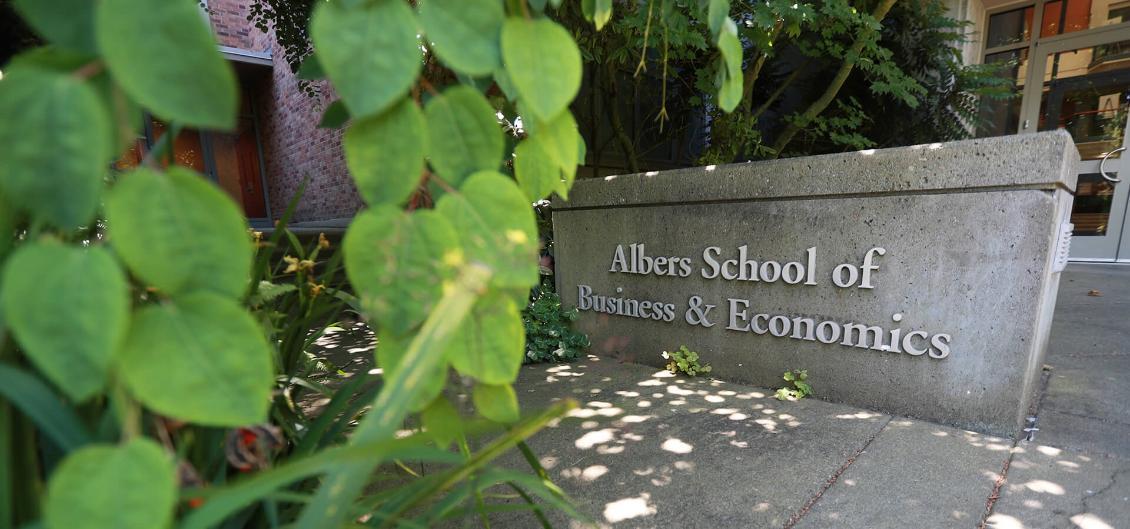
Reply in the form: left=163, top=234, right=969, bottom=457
left=781, top=415, right=893, bottom=529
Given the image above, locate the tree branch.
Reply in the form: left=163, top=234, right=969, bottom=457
left=769, top=0, right=899, bottom=158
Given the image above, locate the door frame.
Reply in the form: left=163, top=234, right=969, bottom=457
left=1014, top=20, right=1130, bottom=261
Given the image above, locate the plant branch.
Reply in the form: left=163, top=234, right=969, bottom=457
left=769, top=0, right=899, bottom=158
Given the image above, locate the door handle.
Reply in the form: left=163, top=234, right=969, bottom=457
left=1100, top=147, right=1125, bottom=183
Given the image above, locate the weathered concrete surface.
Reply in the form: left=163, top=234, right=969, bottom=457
left=1037, top=264, right=1130, bottom=457
left=499, top=357, right=895, bottom=528
left=795, top=419, right=1009, bottom=528
left=980, top=264, right=1130, bottom=529
left=553, top=132, right=1079, bottom=437
left=986, top=444, right=1130, bottom=529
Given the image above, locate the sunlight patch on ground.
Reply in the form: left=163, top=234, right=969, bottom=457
left=575, top=429, right=617, bottom=449
left=1071, top=513, right=1116, bottom=529
left=1023, top=479, right=1066, bottom=495
left=986, top=514, right=1024, bottom=529
left=660, top=438, right=693, bottom=454
left=603, top=493, right=656, bottom=523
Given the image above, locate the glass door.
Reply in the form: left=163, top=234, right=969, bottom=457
left=1023, top=32, right=1130, bottom=260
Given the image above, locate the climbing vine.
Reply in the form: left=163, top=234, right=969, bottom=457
left=0, top=0, right=741, bottom=527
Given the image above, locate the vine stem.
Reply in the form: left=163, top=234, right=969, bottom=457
left=428, top=171, right=457, bottom=194
left=71, top=60, right=104, bottom=80
left=633, top=1, right=655, bottom=77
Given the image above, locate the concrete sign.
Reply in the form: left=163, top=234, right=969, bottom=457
left=552, top=131, right=1079, bottom=437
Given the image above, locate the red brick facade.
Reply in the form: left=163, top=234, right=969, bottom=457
left=206, top=0, right=361, bottom=223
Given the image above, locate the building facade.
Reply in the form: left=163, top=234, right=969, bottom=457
left=191, top=0, right=1130, bottom=261
left=952, top=0, right=1130, bottom=261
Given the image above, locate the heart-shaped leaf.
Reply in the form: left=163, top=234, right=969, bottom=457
left=0, top=68, right=110, bottom=229
left=418, top=0, right=504, bottom=76
left=105, top=167, right=252, bottom=299
left=425, top=85, right=504, bottom=187
left=446, top=292, right=524, bottom=385
left=514, top=136, right=559, bottom=202
left=345, top=98, right=428, bottom=207
left=473, top=383, right=519, bottom=423
left=96, top=0, right=237, bottom=129
left=435, top=171, right=538, bottom=289
left=44, top=439, right=176, bottom=529
left=343, top=206, right=462, bottom=335
left=118, top=293, right=274, bottom=427
left=501, top=18, right=581, bottom=121
left=1, top=243, right=129, bottom=401
left=310, top=0, right=421, bottom=119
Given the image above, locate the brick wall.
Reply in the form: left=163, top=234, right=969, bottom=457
left=206, top=0, right=362, bottom=223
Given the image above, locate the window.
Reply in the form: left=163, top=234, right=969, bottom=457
left=113, top=89, right=270, bottom=220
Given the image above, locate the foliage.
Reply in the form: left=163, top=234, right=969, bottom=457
left=0, top=1, right=741, bottom=528
left=663, top=345, right=712, bottom=377
left=775, top=369, right=813, bottom=401
left=522, top=280, right=589, bottom=364
left=803, top=0, right=1015, bottom=151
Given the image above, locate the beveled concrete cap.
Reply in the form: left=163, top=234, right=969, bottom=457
left=554, top=130, right=1080, bottom=210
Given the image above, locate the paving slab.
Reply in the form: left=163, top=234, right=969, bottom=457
left=987, top=442, right=1130, bottom=529
left=794, top=418, right=1011, bottom=529
left=489, top=358, right=892, bottom=528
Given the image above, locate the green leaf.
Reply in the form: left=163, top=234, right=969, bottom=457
left=0, top=68, right=110, bottom=229
left=421, top=396, right=463, bottom=448
left=446, top=293, right=523, bottom=384
left=493, top=68, right=519, bottom=101
left=118, top=293, right=274, bottom=427
left=525, top=110, right=581, bottom=197
left=343, top=207, right=461, bottom=335
left=44, top=439, right=176, bottom=529
left=435, top=172, right=538, bottom=289
left=418, top=0, right=504, bottom=76
left=345, top=98, right=428, bottom=207
left=96, top=0, right=237, bottom=130
left=716, top=18, right=742, bottom=113
left=0, top=191, right=13, bottom=263
left=514, top=137, right=559, bottom=202
left=105, top=167, right=252, bottom=299
left=594, top=0, right=613, bottom=30
left=581, top=0, right=595, bottom=21
left=377, top=330, right=446, bottom=413
left=14, top=0, right=96, bottom=52
left=473, top=383, right=519, bottom=423
left=501, top=18, right=582, bottom=121
left=318, top=100, right=350, bottom=129
left=425, top=85, right=504, bottom=187
left=310, top=0, right=420, bottom=119
left=0, top=363, right=93, bottom=452
left=296, top=54, right=325, bottom=81
left=1, top=243, right=128, bottom=402
left=707, top=0, right=729, bottom=37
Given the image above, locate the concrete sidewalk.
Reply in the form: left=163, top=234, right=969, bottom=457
left=492, top=264, right=1130, bottom=528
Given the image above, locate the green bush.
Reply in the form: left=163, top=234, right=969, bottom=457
left=522, top=280, right=589, bottom=363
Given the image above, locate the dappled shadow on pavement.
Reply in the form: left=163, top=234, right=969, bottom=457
left=495, top=356, right=1014, bottom=529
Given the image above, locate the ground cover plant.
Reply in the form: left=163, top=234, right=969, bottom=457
left=663, top=345, right=712, bottom=376
left=522, top=279, right=590, bottom=364
left=0, top=0, right=743, bottom=527
left=775, top=369, right=813, bottom=401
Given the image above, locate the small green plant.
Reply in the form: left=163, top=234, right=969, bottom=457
left=663, top=346, right=712, bottom=376
left=775, top=369, right=813, bottom=401
left=522, top=280, right=590, bottom=363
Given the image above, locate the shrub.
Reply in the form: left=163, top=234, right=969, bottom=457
left=522, top=280, right=589, bottom=363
